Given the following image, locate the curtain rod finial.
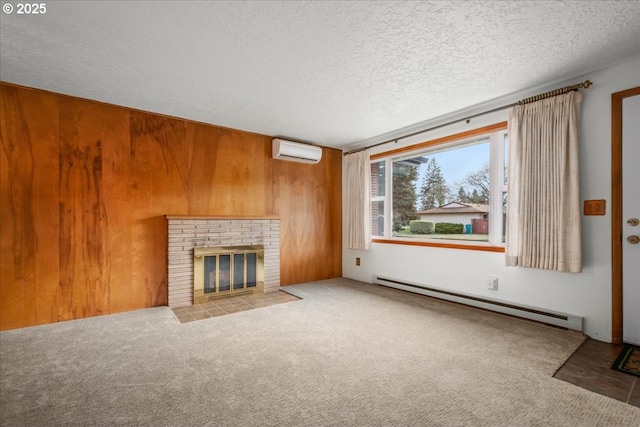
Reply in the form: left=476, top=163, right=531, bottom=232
left=583, top=80, right=592, bottom=89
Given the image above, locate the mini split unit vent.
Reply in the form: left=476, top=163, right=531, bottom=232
left=272, top=139, right=322, bottom=164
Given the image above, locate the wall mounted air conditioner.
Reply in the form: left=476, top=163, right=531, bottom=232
left=272, top=139, right=322, bottom=164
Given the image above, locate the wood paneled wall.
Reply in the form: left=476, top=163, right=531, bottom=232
left=0, top=83, right=342, bottom=330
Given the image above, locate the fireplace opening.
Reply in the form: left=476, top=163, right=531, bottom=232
left=194, top=245, right=264, bottom=303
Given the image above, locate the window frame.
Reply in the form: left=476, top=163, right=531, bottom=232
left=370, top=122, right=508, bottom=252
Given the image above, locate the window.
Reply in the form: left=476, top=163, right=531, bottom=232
left=370, top=124, right=508, bottom=248
left=371, top=160, right=386, bottom=237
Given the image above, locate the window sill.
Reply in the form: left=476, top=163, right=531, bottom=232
left=371, top=238, right=505, bottom=253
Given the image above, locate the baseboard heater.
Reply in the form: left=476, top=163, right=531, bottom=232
left=372, top=275, right=583, bottom=331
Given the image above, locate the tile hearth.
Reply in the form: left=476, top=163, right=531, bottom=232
left=171, top=290, right=300, bottom=323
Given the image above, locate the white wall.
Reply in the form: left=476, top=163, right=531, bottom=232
left=343, top=56, right=640, bottom=342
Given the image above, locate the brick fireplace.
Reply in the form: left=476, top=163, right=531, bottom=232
left=166, top=216, right=280, bottom=308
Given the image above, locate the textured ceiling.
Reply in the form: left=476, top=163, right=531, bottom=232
left=1, top=1, right=640, bottom=150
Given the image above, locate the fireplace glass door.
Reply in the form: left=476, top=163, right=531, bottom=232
left=194, top=246, right=264, bottom=303
left=246, top=252, right=257, bottom=288
left=204, top=256, right=217, bottom=294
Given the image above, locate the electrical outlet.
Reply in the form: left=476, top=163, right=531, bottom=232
left=487, top=276, right=498, bottom=290
left=356, top=257, right=361, bottom=266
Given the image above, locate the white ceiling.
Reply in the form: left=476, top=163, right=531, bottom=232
left=1, top=1, right=640, bottom=150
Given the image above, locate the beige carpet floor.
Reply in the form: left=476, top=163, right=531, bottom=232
left=1, top=278, right=639, bottom=426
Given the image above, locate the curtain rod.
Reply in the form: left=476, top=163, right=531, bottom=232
left=344, top=79, right=592, bottom=156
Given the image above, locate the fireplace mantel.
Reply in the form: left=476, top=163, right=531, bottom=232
left=166, top=216, right=281, bottom=308
left=166, top=215, right=280, bottom=221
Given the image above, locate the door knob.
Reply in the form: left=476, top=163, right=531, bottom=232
left=628, top=218, right=640, bottom=226
left=628, top=235, right=640, bottom=244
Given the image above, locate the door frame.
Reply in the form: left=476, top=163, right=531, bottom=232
left=611, top=86, right=640, bottom=344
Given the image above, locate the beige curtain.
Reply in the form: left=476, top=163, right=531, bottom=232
left=345, top=150, right=371, bottom=250
left=505, top=91, right=582, bottom=272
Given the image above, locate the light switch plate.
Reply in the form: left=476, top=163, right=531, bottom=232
left=584, top=199, right=606, bottom=216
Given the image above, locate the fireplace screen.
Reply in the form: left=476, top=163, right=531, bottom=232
left=194, top=246, right=264, bottom=303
